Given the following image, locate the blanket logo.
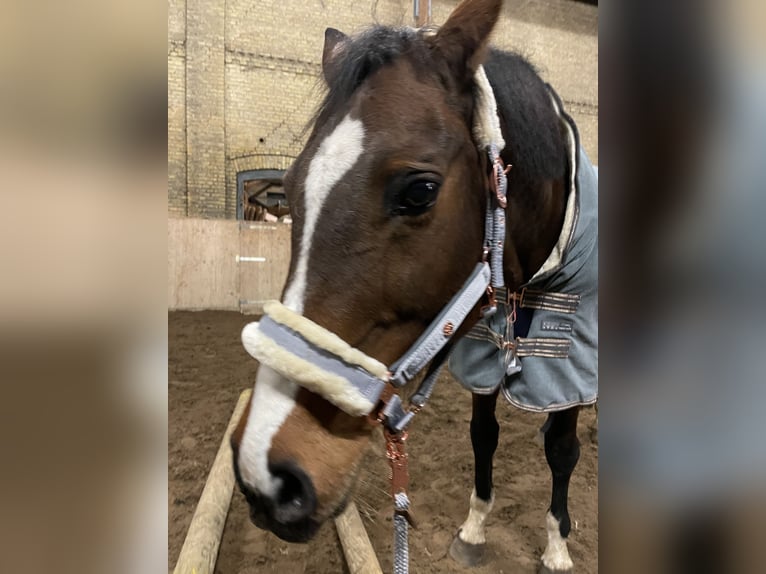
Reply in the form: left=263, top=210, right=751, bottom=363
left=540, top=320, right=573, bottom=333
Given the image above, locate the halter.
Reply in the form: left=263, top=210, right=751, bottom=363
left=241, top=65, right=508, bottom=574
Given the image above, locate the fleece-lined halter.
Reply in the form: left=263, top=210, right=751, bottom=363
left=241, top=65, right=508, bottom=574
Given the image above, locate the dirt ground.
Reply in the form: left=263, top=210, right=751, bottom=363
left=169, top=311, right=598, bottom=573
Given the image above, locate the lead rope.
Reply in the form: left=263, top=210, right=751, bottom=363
left=393, top=493, right=410, bottom=574
left=385, top=429, right=415, bottom=574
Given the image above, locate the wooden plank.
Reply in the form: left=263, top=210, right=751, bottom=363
left=168, top=218, right=291, bottom=311
left=335, top=502, right=383, bottom=574
left=168, top=218, right=240, bottom=310
left=238, top=221, right=291, bottom=313
left=173, top=389, right=252, bottom=574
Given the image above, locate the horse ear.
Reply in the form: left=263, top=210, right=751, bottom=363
left=432, top=0, right=502, bottom=83
left=322, top=27, right=348, bottom=85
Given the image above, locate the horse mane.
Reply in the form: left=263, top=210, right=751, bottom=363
left=483, top=49, right=568, bottom=182
left=311, top=25, right=568, bottom=183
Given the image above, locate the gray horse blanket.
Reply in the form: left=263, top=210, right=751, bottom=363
left=448, top=103, right=598, bottom=412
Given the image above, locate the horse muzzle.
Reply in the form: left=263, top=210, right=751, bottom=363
left=234, top=459, right=321, bottom=543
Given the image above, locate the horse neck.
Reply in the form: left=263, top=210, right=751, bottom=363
left=497, top=123, right=568, bottom=291
left=476, top=51, right=571, bottom=290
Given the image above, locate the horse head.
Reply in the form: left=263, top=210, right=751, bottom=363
left=231, top=0, right=504, bottom=542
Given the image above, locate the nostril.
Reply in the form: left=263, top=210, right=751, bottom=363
left=276, top=472, right=304, bottom=509
left=269, top=461, right=316, bottom=524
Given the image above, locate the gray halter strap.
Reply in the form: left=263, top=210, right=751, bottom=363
left=382, top=260, right=490, bottom=431
left=390, top=261, right=490, bottom=388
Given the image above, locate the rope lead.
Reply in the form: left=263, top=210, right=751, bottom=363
left=393, top=492, right=410, bottom=574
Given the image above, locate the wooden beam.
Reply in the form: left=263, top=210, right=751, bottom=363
left=335, top=501, right=383, bottom=574
left=173, top=389, right=252, bottom=574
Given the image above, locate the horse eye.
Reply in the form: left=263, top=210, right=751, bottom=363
left=397, top=181, right=440, bottom=215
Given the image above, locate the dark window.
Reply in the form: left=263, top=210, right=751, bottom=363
left=237, top=169, right=289, bottom=222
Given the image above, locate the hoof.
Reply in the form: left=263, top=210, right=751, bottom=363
left=449, top=531, right=486, bottom=567
left=539, top=565, right=573, bottom=574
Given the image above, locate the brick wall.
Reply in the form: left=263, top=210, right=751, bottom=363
left=167, top=0, right=186, bottom=217
left=168, top=0, right=598, bottom=219
left=186, top=0, right=226, bottom=217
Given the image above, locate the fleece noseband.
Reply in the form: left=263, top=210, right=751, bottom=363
left=242, top=261, right=491, bottom=431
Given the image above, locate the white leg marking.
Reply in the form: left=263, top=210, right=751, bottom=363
left=458, top=488, right=495, bottom=545
left=237, top=114, right=365, bottom=496
left=283, top=114, right=365, bottom=313
left=541, top=511, right=574, bottom=571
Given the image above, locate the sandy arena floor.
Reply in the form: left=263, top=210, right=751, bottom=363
left=169, top=311, right=598, bottom=573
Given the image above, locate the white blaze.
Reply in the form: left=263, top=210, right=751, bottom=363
left=238, top=114, right=365, bottom=496
left=284, top=114, right=366, bottom=312
left=238, top=364, right=297, bottom=496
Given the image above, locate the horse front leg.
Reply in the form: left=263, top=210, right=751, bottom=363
left=540, top=406, right=580, bottom=574
left=450, top=389, right=500, bottom=567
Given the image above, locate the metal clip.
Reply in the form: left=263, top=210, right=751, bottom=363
left=382, top=394, right=415, bottom=433
left=508, top=291, right=517, bottom=324
left=481, top=285, right=498, bottom=317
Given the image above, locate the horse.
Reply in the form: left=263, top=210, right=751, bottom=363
left=230, top=0, right=597, bottom=572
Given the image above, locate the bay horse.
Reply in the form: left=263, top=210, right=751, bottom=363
left=231, top=0, right=597, bottom=572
